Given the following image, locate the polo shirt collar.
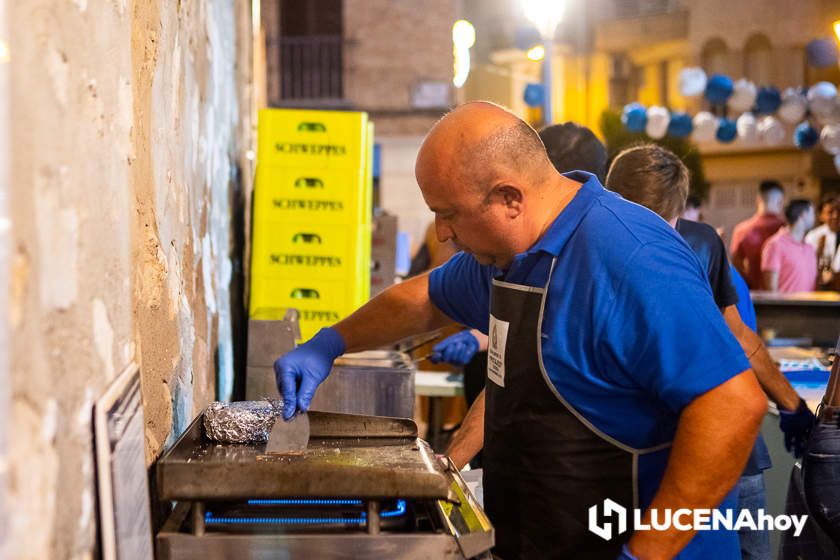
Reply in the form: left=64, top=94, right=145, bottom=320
left=526, top=170, right=603, bottom=257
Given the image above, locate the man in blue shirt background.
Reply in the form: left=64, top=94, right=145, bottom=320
left=274, top=102, right=766, bottom=559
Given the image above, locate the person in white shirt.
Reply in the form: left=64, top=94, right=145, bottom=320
left=805, top=194, right=839, bottom=288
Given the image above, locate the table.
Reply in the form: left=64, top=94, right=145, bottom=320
left=415, top=371, right=464, bottom=451
left=752, top=291, right=840, bottom=347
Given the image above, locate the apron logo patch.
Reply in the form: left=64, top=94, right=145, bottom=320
left=487, top=315, right=509, bottom=387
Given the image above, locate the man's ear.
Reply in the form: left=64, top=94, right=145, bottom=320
left=495, top=184, right=523, bottom=218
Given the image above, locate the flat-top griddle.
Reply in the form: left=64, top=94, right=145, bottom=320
left=158, top=409, right=451, bottom=501
left=155, top=406, right=493, bottom=560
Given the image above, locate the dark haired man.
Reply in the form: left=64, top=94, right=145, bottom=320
left=761, top=199, right=817, bottom=293
left=804, top=194, right=839, bottom=288
left=731, top=180, right=785, bottom=289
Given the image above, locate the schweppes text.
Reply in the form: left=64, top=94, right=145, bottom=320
left=273, top=199, right=344, bottom=211
left=300, top=310, right=341, bottom=321
left=270, top=254, right=343, bottom=267
left=275, top=142, right=347, bottom=156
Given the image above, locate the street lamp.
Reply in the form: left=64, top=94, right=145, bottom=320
left=522, top=0, right=565, bottom=124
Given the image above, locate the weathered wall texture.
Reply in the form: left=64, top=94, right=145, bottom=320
left=5, top=1, right=251, bottom=558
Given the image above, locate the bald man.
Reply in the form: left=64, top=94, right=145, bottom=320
left=274, top=102, right=765, bottom=560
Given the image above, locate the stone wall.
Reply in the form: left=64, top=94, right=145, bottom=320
left=3, top=1, right=252, bottom=557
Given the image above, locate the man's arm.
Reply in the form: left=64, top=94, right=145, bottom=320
left=334, top=272, right=453, bottom=352
left=731, top=253, right=749, bottom=281
left=722, top=305, right=799, bottom=410
left=446, top=389, right=485, bottom=469
left=627, top=370, right=766, bottom=559
left=276, top=273, right=455, bottom=418
left=763, top=271, right=779, bottom=292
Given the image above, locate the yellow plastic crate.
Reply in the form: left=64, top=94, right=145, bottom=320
left=251, top=222, right=364, bottom=281
left=356, top=223, right=372, bottom=307
left=253, top=165, right=366, bottom=226
left=249, top=276, right=357, bottom=341
left=363, top=122, right=374, bottom=226
left=257, top=108, right=368, bottom=170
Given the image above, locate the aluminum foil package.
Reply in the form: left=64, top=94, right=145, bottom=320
left=203, top=400, right=282, bottom=443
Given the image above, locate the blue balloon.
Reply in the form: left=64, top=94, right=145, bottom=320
left=793, top=122, right=819, bottom=150
left=754, top=86, right=782, bottom=114
left=621, top=102, right=647, bottom=132
left=716, top=118, right=737, bottom=143
left=523, top=83, right=545, bottom=108
left=806, top=38, right=839, bottom=68
left=667, top=112, right=693, bottom=138
left=704, top=74, right=734, bottom=104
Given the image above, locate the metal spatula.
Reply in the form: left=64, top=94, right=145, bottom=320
left=266, top=412, right=310, bottom=454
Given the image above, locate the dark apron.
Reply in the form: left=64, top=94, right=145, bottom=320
left=483, top=264, right=670, bottom=559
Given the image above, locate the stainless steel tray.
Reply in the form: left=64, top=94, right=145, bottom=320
left=157, top=408, right=451, bottom=501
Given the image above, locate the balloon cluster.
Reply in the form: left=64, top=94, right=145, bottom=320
left=621, top=67, right=840, bottom=169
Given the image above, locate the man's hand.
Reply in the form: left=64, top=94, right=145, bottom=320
left=429, top=330, right=479, bottom=366
left=779, top=398, right=816, bottom=458
left=274, top=327, right=346, bottom=419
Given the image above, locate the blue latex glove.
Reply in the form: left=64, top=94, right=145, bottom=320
left=779, top=398, right=817, bottom=458
left=429, top=330, right=479, bottom=366
left=617, top=545, right=638, bottom=560
left=274, top=327, right=346, bottom=420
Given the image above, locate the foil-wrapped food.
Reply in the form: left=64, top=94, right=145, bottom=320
left=203, top=400, right=282, bottom=443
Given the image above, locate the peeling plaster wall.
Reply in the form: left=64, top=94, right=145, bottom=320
left=0, top=1, right=10, bottom=556
left=6, top=1, right=251, bottom=557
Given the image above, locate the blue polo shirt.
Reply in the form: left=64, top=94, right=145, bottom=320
left=429, top=172, right=750, bottom=557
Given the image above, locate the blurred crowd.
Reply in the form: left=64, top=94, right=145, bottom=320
left=726, top=183, right=840, bottom=293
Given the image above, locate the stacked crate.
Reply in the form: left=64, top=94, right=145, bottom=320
left=250, top=108, right=373, bottom=341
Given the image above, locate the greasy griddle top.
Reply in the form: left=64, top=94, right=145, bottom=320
left=157, top=409, right=451, bottom=501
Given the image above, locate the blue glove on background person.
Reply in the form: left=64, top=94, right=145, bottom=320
left=429, top=329, right=479, bottom=366
left=779, top=398, right=817, bottom=458
left=617, top=544, right=638, bottom=560
left=274, top=327, right=346, bottom=420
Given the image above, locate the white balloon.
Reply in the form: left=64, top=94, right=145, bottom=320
left=821, top=124, right=840, bottom=155
left=679, top=67, right=707, bottom=97
left=728, top=79, right=757, bottom=114
left=757, top=115, right=786, bottom=145
left=692, top=111, right=718, bottom=142
left=736, top=112, right=758, bottom=143
left=645, top=106, right=670, bottom=139
left=808, top=81, right=838, bottom=118
left=816, top=99, right=840, bottom=126
left=778, top=88, right=808, bottom=124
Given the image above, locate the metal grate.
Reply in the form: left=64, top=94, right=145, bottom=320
left=612, top=0, right=675, bottom=19
left=277, top=35, right=344, bottom=102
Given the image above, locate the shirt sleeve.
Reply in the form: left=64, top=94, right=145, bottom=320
left=595, top=241, right=751, bottom=411
left=760, top=238, right=781, bottom=272
left=428, top=251, right=492, bottom=333
left=709, top=234, right=739, bottom=309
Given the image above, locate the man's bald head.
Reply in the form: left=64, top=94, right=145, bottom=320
left=416, top=102, right=553, bottom=196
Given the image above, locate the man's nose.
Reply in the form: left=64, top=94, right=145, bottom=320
left=435, top=216, right=453, bottom=242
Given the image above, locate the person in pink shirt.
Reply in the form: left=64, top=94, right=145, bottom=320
left=760, top=199, right=817, bottom=293
left=730, top=180, right=785, bottom=289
